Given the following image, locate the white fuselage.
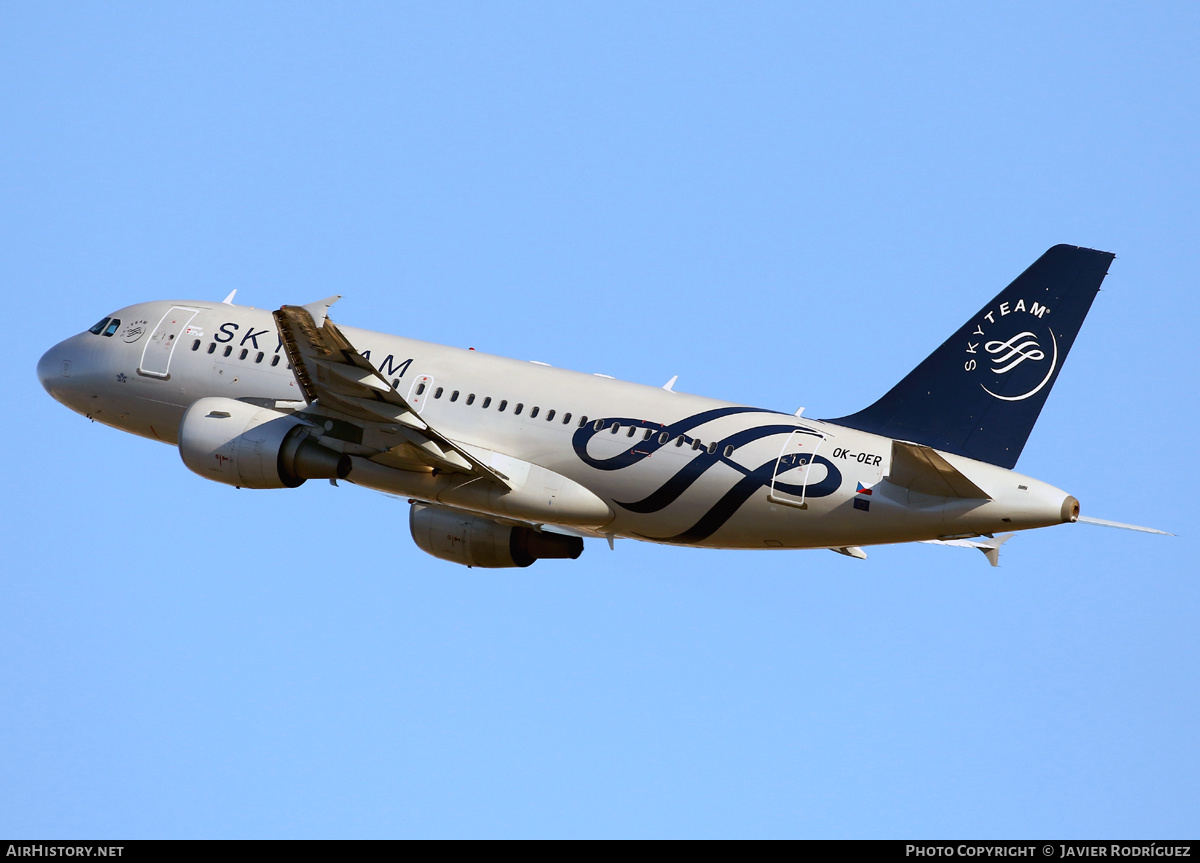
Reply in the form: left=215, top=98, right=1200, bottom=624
left=38, top=299, right=1076, bottom=551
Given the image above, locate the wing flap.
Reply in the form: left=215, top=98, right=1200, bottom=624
left=313, top=358, right=393, bottom=394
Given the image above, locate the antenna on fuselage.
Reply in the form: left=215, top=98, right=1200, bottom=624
left=222, top=289, right=237, bottom=305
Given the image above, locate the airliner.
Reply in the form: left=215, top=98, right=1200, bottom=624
left=37, top=244, right=1166, bottom=568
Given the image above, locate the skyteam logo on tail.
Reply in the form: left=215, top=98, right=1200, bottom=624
left=984, top=331, right=1045, bottom=374
left=965, top=298, right=1059, bottom=402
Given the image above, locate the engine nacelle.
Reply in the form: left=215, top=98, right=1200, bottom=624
left=179, top=397, right=351, bottom=489
left=410, top=503, right=584, bottom=568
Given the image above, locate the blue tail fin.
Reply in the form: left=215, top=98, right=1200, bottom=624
left=827, top=244, right=1115, bottom=469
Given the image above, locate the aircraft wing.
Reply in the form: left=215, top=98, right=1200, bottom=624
left=273, top=299, right=511, bottom=487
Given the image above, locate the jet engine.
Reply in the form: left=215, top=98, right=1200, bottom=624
left=178, top=397, right=351, bottom=489
left=410, top=502, right=584, bottom=568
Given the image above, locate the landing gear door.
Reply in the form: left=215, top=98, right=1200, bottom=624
left=139, top=306, right=200, bottom=379
left=767, top=429, right=829, bottom=510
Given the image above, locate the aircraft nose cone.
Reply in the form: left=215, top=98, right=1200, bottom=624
left=37, top=342, right=71, bottom=398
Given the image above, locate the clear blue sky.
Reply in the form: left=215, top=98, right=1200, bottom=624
left=3, top=2, right=1197, bottom=838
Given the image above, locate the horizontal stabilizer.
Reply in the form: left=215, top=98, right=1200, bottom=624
left=886, top=441, right=991, bottom=499
left=1077, top=516, right=1173, bottom=536
left=921, top=533, right=1014, bottom=567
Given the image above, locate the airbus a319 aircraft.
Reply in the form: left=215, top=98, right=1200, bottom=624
left=38, top=245, right=1166, bottom=568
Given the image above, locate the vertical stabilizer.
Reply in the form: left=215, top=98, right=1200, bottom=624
left=827, top=245, right=1114, bottom=468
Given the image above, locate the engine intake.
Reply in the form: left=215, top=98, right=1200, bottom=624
left=179, top=397, right=351, bottom=489
left=410, top=502, right=584, bottom=568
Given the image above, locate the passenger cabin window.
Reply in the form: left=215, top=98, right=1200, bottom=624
left=545, top=409, right=555, bottom=421
left=627, top=426, right=636, bottom=437
left=723, top=445, right=734, bottom=458
left=708, top=442, right=718, bottom=454
left=223, top=346, right=233, bottom=357
left=416, top=383, right=426, bottom=395
left=676, top=436, right=685, bottom=447
left=207, top=343, right=217, bottom=354
left=482, top=397, right=492, bottom=409
left=692, top=438, right=702, bottom=450
left=529, top=406, right=538, bottom=418
left=450, top=390, right=459, bottom=402
left=498, top=400, right=507, bottom=412
left=191, top=339, right=201, bottom=351
left=562, top=413, right=571, bottom=424
left=434, top=387, right=444, bottom=399
left=659, top=432, right=670, bottom=444
left=239, top=348, right=248, bottom=360
left=593, top=420, right=604, bottom=431
left=255, top=352, right=264, bottom=363
left=610, top=423, right=620, bottom=434
left=514, top=403, right=523, bottom=416
left=271, top=355, right=281, bottom=367
left=391, top=379, right=400, bottom=388
left=466, top=394, right=476, bottom=405
left=88, top=318, right=111, bottom=335
left=578, top=416, right=588, bottom=427
left=102, top=319, right=121, bottom=337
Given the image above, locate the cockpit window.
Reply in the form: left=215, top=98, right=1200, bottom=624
left=102, top=319, right=121, bottom=337
left=88, top=317, right=111, bottom=335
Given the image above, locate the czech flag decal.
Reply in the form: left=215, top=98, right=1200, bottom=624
left=856, top=482, right=873, bottom=496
